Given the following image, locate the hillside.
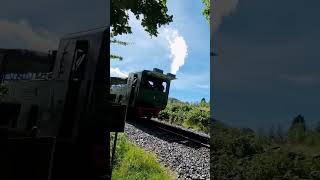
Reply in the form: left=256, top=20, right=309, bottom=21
left=211, top=117, right=320, bottom=180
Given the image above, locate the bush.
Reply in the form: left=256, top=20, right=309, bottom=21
left=211, top=120, right=320, bottom=180
left=185, top=107, right=210, bottom=132
left=158, top=98, right=210, bottom=133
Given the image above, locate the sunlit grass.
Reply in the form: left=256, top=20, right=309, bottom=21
left=110, top=133, right=173, bottom=180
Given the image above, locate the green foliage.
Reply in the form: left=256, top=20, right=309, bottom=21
left=202, top=0, right=210, bottom=22
left=185, top=107, right=210, bottom=131
left=111, top=0, right=173, bottom=37
left=211, top=118, right=320, bottom=180
left=110, top=133, right=172, bottom=180
left=110, top=0, right=172, bottom=60
left=158, top=98, right=210, bottom=133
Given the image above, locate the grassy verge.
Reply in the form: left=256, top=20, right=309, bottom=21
left=110, top=133, right=173, bottom=180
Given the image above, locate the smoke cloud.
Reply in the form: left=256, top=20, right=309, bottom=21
left=164, top=28, right=188, bottom=75
left=212, top=0, right=240, bottom=32
left=110, top=67, right=128, bottom=78
left=0, top=19, right=58, bottom=52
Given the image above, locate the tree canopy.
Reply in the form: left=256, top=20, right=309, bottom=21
left=111, top=0, right=173, bottom=37
left=202, top=0, right=210, bottom=22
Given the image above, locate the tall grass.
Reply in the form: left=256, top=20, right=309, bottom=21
left=110, top=133, right=173, bottom=180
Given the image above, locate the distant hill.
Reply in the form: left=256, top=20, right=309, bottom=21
left=168, top=97, right=184, bottom=103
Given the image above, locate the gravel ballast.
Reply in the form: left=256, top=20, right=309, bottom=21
left=125, top=122, right=210, bottom=180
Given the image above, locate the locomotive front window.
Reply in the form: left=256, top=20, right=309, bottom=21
left=143, top=75, right=167, bottom=93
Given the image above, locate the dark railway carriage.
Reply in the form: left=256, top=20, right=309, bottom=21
left=0, top=27, right=126, bottom=179
left=111, top=68, right=176, bottom=119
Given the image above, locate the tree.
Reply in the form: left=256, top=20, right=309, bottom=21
left=111, top=0, right=173, bottom=37
left=110, top=32, right=130, bottom=60
left=289, top=114, right=306, bottom=131
left=201, top=98, right=206, bottom=104
left=202, top=0, right=210, bottom=22
left=288, top=114, right=306, bottom=143
left=110, top=0, right=173, bottom=61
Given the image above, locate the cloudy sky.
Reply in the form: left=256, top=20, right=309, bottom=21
left=111, top=1, right=210, bottom=103
left=0, top=0, right=107, bottom=51
left=213, top=0, right=320, bottom=132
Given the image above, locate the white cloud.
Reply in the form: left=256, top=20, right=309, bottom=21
left=0, top=19, right=59, bottom=51
left=111, top=13, right=189, bottom=75
left=212, top=0, right=240, bottom=32
left=110, top=67, right=128, bottom=78
left=163, top=28, right=188, bottom=74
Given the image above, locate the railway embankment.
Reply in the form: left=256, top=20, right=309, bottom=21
left=125, top=121, right=210, bottom=180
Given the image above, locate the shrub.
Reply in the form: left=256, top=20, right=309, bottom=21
left=158, top=98, right=210, bottom=133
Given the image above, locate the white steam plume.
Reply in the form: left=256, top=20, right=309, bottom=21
left=212, top=0, right=240, bottom=32
left=164, top=28, right=188, bottom=75
left=0, top=19, right=58, bottom=52
left=110, top=67, right=128, bottom=78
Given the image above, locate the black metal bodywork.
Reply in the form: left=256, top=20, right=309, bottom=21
left=0, top=27, right=125, bottom=180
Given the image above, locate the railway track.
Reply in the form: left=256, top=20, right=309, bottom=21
left=127, top=118, right=210, bottom=148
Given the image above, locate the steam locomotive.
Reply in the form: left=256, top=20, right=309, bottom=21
left=110, top=68, right=176, bottom=120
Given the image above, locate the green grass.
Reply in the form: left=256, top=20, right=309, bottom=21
left=110, top=133, right=173, bottom=180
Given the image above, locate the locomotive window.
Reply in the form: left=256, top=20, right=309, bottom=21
left=148, top=81, right=154, bottom=86
left=143, top=76, right=167, bottom=93
left=132, top=74, right=138, bottom=86
left=162, top=82, right=167, bottom=93
left=70, top=40, right=89, bottom=81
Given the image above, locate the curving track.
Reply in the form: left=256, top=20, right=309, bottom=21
left=147, top=118, right=210, bottom=148
left=125, top=118, right=210, bottom=180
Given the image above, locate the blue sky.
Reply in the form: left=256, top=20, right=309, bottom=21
left=213, top=0, right=320, bottom=132
left=111, top=1, right=210, bottom=103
